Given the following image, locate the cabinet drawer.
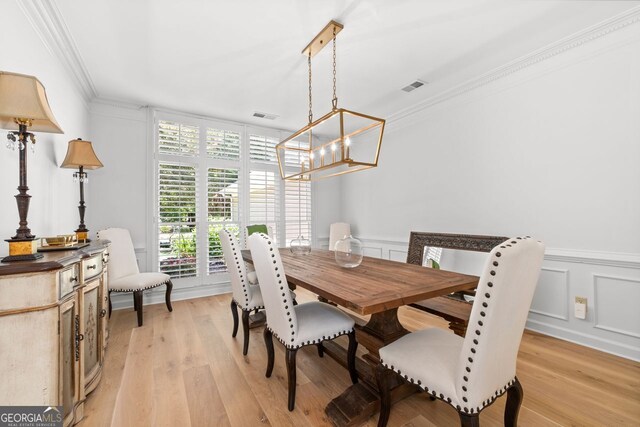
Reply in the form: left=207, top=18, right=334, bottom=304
left=82, top=255, right=103, bottom=281
left=59, top=265, right=79, bottom=299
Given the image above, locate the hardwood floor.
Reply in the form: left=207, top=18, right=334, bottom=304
left=80, top=290, right=640, bottom=427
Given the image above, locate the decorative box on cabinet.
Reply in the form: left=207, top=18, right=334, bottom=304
left=0, top=241, right=109, bottom=426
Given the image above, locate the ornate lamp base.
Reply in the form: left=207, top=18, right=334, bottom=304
left=2, top=238, right=43, bottom=262
left=75, top=230, right=89, bottom=242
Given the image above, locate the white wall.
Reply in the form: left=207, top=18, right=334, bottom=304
left=0, top=1, right=90, bottom=258
left=87, top=101, right=149, bottom=258
left=335, top=22, right=640, bottom=359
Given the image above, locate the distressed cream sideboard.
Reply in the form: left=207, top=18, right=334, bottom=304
left=0, top=241, right=110, bottom=426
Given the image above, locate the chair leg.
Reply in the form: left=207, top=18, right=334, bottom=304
left=285, top=348, right=298, bottom=411
left=317, top=342, right=324, bottom=358
left=459, top=413, right=480, bottom=427
left=165, top=280, right=173, bottom=312
left=376, top=364, right=395, bottom=427
left=347, top=330, right=358, bottom=384
left=230, top=300, right=239, bottom=338
left=108, top=291, right=112, bottom=318
left=133, top=292, right=138, bottom=311
left=264, top=328, right=274, bottom=378
left=134, top=290, right=143, bottom=327
left=505, top=377, right=524, bottom=427
left=242, top=310, right=250, bottom=355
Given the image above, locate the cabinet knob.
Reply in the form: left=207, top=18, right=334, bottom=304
left=100, top=309, right=107, bottom=318
left=87, top=265, right=97, bottom=270
left=78, top=333, right=84, bottom=341
left=70, top=276, right=78, bottom=283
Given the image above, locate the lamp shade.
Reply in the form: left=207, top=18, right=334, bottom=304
left=61, top=138, right=104, bottom=170
left=0, top=71, right=63, bottom=133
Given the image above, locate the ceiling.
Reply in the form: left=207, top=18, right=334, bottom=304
left=54, top=0, right=639, bottom=130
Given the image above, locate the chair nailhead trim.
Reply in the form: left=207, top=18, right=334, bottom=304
left=456, top=237, right=531, bottom=413
left=111, top=279, right=171, bottom=293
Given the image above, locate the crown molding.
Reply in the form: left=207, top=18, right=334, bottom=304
left=387, top=6, right=640, bottom=128
left=18, top=0, right=97, bottom=104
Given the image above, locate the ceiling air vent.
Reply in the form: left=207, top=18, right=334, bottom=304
left=401, top=80, right=427, bottom=93
left=253, top=111, right=279, bottom=120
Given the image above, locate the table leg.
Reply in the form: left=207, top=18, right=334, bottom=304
left=323, top=308, right=417, bottom=426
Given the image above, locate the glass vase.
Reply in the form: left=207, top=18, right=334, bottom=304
left=334, top=234, right=363, bottom=268
left=290, top=235, right=312, bottom=255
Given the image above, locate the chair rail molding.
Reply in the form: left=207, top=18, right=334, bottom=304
left=386, top=6, right=640, bottom=131
left=18, top=0, right=97, bottom=105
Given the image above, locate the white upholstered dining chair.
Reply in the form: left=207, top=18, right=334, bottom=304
left=376, top=236, right=545, bottom=427
left=220, top=229, right=296, bottom=355
left=219, top=229, right=263, bottom=355
left=248, top=232, right=359, bottom=411
left=97, top=228, right=173, bottom=327
left=329, top=222, right=351, bottom=250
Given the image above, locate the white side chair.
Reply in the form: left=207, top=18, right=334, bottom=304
left=97, top=228, right=173, bottom=327
left=248, top=232, right=359, bottom=411
left=219, top=229, right=264, bottom=355
left=329, top=222, right=351, bottom=250
left=376, top=237, right=545, bottom=427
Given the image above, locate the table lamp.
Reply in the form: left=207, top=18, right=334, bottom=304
left=61, top=138, right=103, bottom=241
left=0, top=71, right=64, bottom=262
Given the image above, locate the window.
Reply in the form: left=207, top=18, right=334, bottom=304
left=154, top=115, right=313, bottom=283
left=285, top=179, right=311, bottom=243
left=158, top=163, right=198, bottom=278
left=249, top=170, right=279, bottom=241
left=207, top=168, right=240, bottom=274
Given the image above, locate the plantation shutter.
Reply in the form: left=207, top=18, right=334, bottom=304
left=158, top=121, right=199, bottom=156
left=285, top=179, right=312, bottom=246
left=157, top=163, right=198, bottom=278
left=249, top=134, right=278, bottom=163
left=207, top=167, right=240, bottom=274
left=155, top=115, right=313, bottom=284
left=249, top=170, right=279, bottom=242
left=207, top=128, right=241, bottom=160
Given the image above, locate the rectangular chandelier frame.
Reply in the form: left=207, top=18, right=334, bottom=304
left=276, top=108, right=385, bottom=181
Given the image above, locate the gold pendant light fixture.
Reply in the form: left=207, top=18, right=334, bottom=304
left=276, top=21, right=385, bottom=181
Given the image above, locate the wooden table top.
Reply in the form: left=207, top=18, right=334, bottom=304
left=242, top=249, right=479, bottom=315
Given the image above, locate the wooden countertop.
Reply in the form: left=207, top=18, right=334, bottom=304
left=0, top=240, right=110, bottom=276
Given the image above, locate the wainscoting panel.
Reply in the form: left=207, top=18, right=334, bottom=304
left=389, top=249, right=408, bottom=262
left=530, top=268, right=570, bottom=320
left=593, top=274, right=640, bottom=339
left=362, top=246, right=383, bottom=259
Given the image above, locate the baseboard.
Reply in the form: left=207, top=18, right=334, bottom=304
left=526, top=319, right=640, bottom=362
left=111, top=281, right=232, bottom=310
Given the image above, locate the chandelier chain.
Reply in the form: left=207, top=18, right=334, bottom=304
left=332, top=26, right=338, bottom=110
left=308, top=52, right=313, bottom=124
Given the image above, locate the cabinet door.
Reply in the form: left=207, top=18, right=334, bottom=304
left=59, top=297, right=80, bottom=427
left=81, top=279, right=104, bottom=392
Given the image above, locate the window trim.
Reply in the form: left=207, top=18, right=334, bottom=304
left=149, top=109, right=315, bottom=287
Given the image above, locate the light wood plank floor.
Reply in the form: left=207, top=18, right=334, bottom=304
left=80, top=290, right=640, bottom=427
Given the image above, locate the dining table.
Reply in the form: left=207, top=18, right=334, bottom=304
left=242, top=248, right=479, bottom=426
